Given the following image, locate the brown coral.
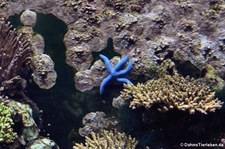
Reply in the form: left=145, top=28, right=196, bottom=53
left=73, top=129, right=138, bottom=149
left=120, top=74, right=223, bottom=114
left=0, top=19, right=32, bottom=83
left=0, top=19, right=35, bottom=110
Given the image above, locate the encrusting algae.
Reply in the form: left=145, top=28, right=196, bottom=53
left=120, top=74, right=223, bottom=114
left=73, top=129, right=138, bottom=149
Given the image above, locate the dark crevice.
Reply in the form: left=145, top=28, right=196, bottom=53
left=91, top=38, right=120, bottom=65
left=175, top=60, right=203, bottom=78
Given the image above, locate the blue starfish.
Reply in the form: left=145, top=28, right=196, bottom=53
left=99, top=54, right=134, bottom=95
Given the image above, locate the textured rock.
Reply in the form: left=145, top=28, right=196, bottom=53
left=31, top=54, right=57, bottom=89
left=74, top=70, right=94, bottom=92
left=6, top=100, right=39, bottom=144
left=78, top=111, right=118, bottom=137
left=20, top=10, right=37, bottom=27
left=74, top=57, right=120, bottom=92
left=31, top=34, right=45, bottom=54
left=26, top=138, right=59, bottom=149
left=112, top=95, right=126, bottom=109
left=18, top=26, right=34, bottom=38
left=2, top=0, right=225, bottom=91
left=66, top=45, right=93, bottom=70
left=32, top=71, right=57, bottom=89
left=31, top=54, right=54, bottom=73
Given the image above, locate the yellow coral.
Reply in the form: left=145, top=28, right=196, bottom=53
left=73, top=129, right=138, bottom=149
left=120, top=74, right=223, bottom=114
left=0, top=103, right=17, bottom=143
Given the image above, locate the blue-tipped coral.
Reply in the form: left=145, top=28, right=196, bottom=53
left=99, top=54, right=134, bottom=94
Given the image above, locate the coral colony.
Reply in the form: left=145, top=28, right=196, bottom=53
left=119, top=74, right=223, bottom=114
left=99, top=54, right=134, bottom=94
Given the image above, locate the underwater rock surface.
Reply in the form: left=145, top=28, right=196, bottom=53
left=1, top=0, right=225, bottom=149
left=1, top=0, right=225, bottom=81
left=31, top=54, right=57, bottom=89
left=6, top=100, right=39, bottom=144
left=20, top=10, right=37, bottom=27
left=26, top=138, right=59, bottom=149
left=78, top=111, right=118, bottom=137
left=18, top=10, right=57, bottom=90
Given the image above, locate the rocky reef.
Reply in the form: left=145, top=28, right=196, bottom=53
left=26, top=138, right=59, bottom=149
left=0, top=95, right=59, bottom=148
left=0, top=0, right=225, bottom=148
left=0, top=0, right=225, bottom=92
left=19, top=10, right=57, bottom=90
left=30, top=54, right=57, bottom=89
left=78, top=111, right=118, bottom=137
left=0, top=18, right=35, bottom=109
left=0, top=18, right=58, bottom=148
left=75, top=56, right=119, bottom=92
left=63, top=0, right=225, bottom=91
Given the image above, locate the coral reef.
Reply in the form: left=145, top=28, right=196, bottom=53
left=0, top=8, right=60, bottom=149
left=99, top=54, right=134, bottom=94
left=75, top=56, right=119, bottom=92
left=65, top=45, right=93, bottom=71
left=73, top=129, right=138, bottom=149
left=0, top=76, right=27, bottom=98
left=26, top=137, right=59, bottom=149
left=19, top=10, right=57, bottom=89
left=6, top=99, right=39, bottom=144
left=118, top=74, right=223, bottom=114
left=0, top=19, right=37, bottom=111
left=112, top=58, right=176, bottom=108
left=1, top=0, right=225, bottom=91
left=20, top=10, right=37, bottom=27
left=30, top=54, right=57, bottom=89
left=0, top=103, right=17, bottom=143
left=129, top=48, right=159, bottom=81
left=0, top=18, right=32, bottom=84
left=0, top=97, right=58, bottom=148
left=30, top=34, right=45, bottom=54
left=1, top=0, right=225, bottom=148
left=19, top=10, right=45, bottom=54
left=78, top=111, right=118, bottom=137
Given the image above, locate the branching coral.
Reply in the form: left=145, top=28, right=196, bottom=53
left=73, top=129, right=138, bottom=149
left=0, top=19, right=34, bottom=104
left=120, top=74, right=223, bottom=114
left=0, top=103, right=17, bottom=143
left=0, top=19, right=32, bottom=83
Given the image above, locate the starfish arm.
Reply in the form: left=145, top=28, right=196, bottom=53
left=99, top=54, right=113, bottom=74
left=100, top=75, right=112, bottom=95
left=114, top=55, right=129, bottom=71
left=117, top=78, right=133, bottom=84
left=117, top=60, right=134, bottom=76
